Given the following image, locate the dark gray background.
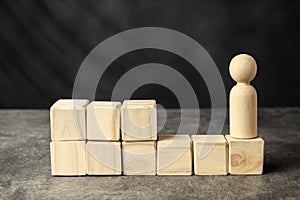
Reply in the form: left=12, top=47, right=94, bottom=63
left=0, top=0, right=299, bottom=108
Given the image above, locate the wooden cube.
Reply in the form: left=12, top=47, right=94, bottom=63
left=122, top=141, right=156, bottom=175
left=121, top=100, right=157, bottom=141
left=225, top=135, right=264, bottom=175
left=87, top=101, right=121, bottom=141
left=157, top=135, right=192, bottom=175
left=50, top=99, right=89, bottom=141
left=50, top=141, right=86, bottom=176
left=192, top=135, right=228, bottom=175
left=86, top=141, right=121, bottom=175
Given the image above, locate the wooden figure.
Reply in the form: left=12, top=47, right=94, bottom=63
left=229, top=54, right=258, bottom=139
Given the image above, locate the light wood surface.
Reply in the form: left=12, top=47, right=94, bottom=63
left=50, top=141, right=86, bottom=176
left=121, top=100, right=157, bottom=141
left=229, top=54, right=258, bottom=139
left=87, top=101, right=121, bottom=141
left=122, top=141, right=156, bottom=175
left=123, top=100, right=156, bottom=105
left=225, top=135, right=264, bottom=175
left=50, top=99, right=89, bottom=141
left=157, top=135, right=192, bottom=175
left=86, top=141, right=122, bottom=175
left=192, top=135, right=228, bottom=175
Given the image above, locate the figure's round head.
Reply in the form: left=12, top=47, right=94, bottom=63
left=229, top=54, right=257, bottom=83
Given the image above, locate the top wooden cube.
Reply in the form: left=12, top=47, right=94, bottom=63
left=121, top=100, right=157, bottom=141
left=50, top=99, right=89, bottom=141
left=87, top=101, right=121, bottom=141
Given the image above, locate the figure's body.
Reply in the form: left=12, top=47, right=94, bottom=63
left=229, top=54, right=258, bottom=139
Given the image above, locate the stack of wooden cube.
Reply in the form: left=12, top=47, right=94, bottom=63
left=121, top=100, right=157, bottom=175
left=50, top=99, right=264, bottom=176
left=50, top=99, right=89, bottom=176
left=50, top=99, right=159, bottom=176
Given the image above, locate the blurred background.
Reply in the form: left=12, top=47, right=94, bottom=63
left=0, top=0, right=299, bottom=108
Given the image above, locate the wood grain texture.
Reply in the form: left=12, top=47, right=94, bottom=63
left=122, top=141, right=156, bottom=175
left=121, top=100, right=157, bottom=141
left=50, top=99, right=89, bottom=141
left=225, top=135, right=264, bottom=175
left=87, top=101, right=121, bottom=141
left=50, top=141, right=86, bottom=176
left=192, top=135, right=228, bottom=175
left=86, top=141, right=121, bottom=175
left=157, top=135, right=192, bottom=175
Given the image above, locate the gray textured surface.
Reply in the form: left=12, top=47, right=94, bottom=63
left=0, top=108, right=299, bottom=199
